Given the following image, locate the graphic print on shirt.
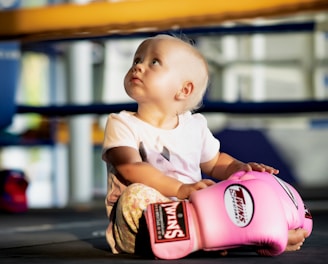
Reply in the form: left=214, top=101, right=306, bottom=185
left=139, top=141, right=147, bottom=161
left=160, top=146, right=170, bottom=161
left=138, top=139, right=174, bottom=174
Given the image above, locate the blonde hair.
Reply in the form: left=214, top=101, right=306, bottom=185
left=183, top=43, right=209, bottom=112
left=152, top=34, right=209, bottom=113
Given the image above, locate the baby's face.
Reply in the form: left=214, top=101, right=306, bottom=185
left=123, top=36, right=194, bottom=106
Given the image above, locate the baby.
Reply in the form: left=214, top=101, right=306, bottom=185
left=102, top=34, right=307, bottom=255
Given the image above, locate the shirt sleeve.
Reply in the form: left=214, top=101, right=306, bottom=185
left=102, top=112, right=139, bottom=161
left=196, top=114, right=221, bottom=163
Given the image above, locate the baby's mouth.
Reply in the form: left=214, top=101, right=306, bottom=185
left=131, top=76, right=142, bottom=83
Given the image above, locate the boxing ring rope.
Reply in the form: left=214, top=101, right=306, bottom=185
left=0, top=0, right=327, bottom=42
left=16, top=100, right=328, bottom=117
left=20, top=21, right=320, bottom=54
left=3, top=0, right=328, bottom=118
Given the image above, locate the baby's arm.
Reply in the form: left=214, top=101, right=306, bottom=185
left=104, top=146, right=213, bottom=199
left=201, top=152, right=279, bottom=181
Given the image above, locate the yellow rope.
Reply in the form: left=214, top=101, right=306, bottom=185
left=0, top=0, right=327, bottom=42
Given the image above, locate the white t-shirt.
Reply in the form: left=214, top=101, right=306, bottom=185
left=102, top=110, right=220, bottom=212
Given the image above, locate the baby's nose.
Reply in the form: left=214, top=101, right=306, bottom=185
left=132, top=64, right=142, bottom=73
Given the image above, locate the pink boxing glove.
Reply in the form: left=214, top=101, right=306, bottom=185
left=144, top=172, right=303, bottom=259
left=228, top=171, right=312, bottom=238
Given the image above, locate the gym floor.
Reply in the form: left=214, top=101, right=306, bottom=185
left=0, top=201, right=327, bottom=264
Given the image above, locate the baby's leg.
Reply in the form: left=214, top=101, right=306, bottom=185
left=113, top=183, right=170, bottom=253
left=286, top=229, right=307, bottom=251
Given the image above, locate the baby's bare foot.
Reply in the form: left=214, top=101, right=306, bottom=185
left=286, top=229, right=307, bottom=251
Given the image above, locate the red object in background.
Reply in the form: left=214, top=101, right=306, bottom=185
left=0, top=169, right=28, bottom=213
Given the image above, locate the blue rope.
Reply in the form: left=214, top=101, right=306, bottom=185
left=16, top=100, right=328, bottom=116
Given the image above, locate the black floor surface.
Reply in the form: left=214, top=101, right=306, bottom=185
left=0, top=202, right=327, bottom=264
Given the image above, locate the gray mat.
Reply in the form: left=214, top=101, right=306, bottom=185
left=0, top=205, right=327, bottom=264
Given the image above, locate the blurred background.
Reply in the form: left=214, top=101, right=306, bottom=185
left=0, top=0, right=327, bottom=209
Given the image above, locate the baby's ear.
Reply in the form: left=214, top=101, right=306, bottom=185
left=175, top=81, right=194, bottom=100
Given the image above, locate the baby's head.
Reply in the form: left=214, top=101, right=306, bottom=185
left=127, top=34, right=209, bottom=113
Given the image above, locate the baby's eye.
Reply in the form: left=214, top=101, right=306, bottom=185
left=133, top=58, right=141, bottom=65
left=151, top=59, right=160, bottom=65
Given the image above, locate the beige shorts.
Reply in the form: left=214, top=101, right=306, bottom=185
left=106, top=183, right=171, bottom=254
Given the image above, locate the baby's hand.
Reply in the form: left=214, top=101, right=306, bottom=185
left=242, top=162, right=279, bottom=175
left=286, top=229, right=307, bottom=251
left=177, top=179, right=215, bottom=200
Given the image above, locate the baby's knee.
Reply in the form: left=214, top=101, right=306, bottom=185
left=119, top=183, right=169, bottom=212
left=124, top=183, right=153, bottom=196
left=113, top=183, right=171, bottom=253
